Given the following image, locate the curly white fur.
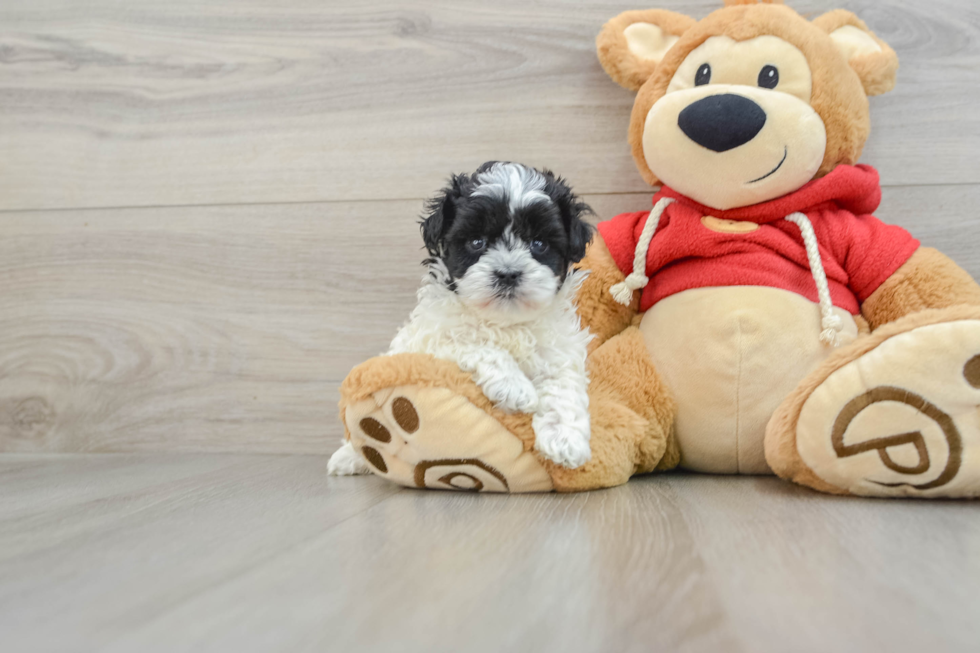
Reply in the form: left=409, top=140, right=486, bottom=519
left=329, top=162, right=596, bottom=475
left=387, top=262, right=594, bottom=468
left=327, top=441, right=372, bottom=476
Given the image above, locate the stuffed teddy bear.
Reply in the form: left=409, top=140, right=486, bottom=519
left=337, top=0, right=980, bottom=498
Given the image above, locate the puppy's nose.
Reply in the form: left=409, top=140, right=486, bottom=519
left=494, top=270, right=522, bottom=287
left=678, top=94, right=767, bottom=152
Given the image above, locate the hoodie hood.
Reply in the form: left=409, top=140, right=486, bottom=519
left=656, top=164, right=881, bottom=224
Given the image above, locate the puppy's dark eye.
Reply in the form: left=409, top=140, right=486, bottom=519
left=758, top=65, right=778, bottom=89
left=695, top=63, right=711, bottom=86
left=530, top=240, right=549, bottom=255
left=466, top=238, right=487, bottom=253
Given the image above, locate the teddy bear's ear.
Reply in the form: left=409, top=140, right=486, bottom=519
left=597, top=9, right=697, bottom=91
left=813, top=10, right=899, bottom=96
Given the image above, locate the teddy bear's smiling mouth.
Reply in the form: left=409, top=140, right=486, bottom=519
left=747, top=146, right=788, bottom=184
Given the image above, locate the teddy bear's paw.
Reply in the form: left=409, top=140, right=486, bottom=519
left=479, top=374, right=540, bottom=414
left=781, top=314, right=980, bottom=498
left=342, top=385, right=553, bottom=493
left=326, top=441, right=373, bottom=476
left=532, top=412, right=592, bottom=469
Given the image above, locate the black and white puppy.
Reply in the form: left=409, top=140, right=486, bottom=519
left=328, top=161, right=596, bottom=474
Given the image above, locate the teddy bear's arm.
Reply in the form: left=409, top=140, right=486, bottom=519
left=574, top=236, right=638, bottom=352
left=861, top=247, right=980, bottom=330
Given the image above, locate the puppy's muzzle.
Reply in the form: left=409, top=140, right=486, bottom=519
left=494, top=270, right=523, bottom=289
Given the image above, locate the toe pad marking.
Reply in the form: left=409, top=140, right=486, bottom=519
left=392, top=397, right=419, bottom=433
left=359, top=417, right=391, bottom=443
left=964, top=354, right=980, bottom=389
left=361, top=446, right=388, bottom=473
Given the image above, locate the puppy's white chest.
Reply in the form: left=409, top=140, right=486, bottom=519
left=489, top=326, right=540, bottom=365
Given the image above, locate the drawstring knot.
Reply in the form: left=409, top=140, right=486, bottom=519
left=609, top=197, right=674, bottom=306
left=786, top=212, right=844, bottom=348
left=820, top=314, right=844, bottom=347
left=610, top=271, right=649, bottom=305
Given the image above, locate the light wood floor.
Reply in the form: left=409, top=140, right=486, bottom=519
left=2, top=454, right=979, bottom=653
left=2, top=0, right=979, bottom=650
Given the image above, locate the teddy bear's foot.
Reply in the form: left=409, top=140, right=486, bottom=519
left=344, top=386, right=553, bottom=492
left=339, top=355, right=553, bottom=493
left=767, top=307, right=980, bottom=498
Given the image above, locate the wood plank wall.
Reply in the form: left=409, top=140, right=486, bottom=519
left=1, top=0, right=978, bottom=453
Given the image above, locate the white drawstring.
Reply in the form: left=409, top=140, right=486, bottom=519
left=609, top=197, right=674, bottom=306
left=608, top=202, right=843, bottom=347
left=785, top=212, right=843, bottom=347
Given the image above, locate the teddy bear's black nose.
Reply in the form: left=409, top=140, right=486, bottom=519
left=678, top=94, right=767, bottom=152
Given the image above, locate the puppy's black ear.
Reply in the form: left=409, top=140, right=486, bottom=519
left=544, top=172, right=595, bottom=263
left=567, top=214, right=596, bottom=263
left=421, top=174, right=466, bottom=256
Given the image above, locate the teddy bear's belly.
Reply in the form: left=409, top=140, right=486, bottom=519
left=638, top=286, right=860, bottom=474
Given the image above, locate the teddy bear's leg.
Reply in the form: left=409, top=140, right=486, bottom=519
left=574, top=236, right=639, bottom=353
left=338, top=353, right=553, bottom=493
left=337, top=329, right=676, bottom=493
left=548, top=326, right=678, bottom=491
left=766, top=249, right=980, bottom=497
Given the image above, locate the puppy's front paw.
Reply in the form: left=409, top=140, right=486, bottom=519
left=327, top=442, right=373, bottom=476
left=481, top=374, right=539, bottom=414
left=533, top=414, right=592, bottom=469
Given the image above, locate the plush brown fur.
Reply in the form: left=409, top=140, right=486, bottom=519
left=596, top=10, right=697, bottom=92
left=812, top=10, right=899, bottom=97
left=861, top=247, right=980, bottom=330
left=574, top=236, right=638, bottom=353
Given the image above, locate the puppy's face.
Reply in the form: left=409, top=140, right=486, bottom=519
left=422, top=162, right=594, bottom=321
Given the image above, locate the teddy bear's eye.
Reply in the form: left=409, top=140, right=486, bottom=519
left=758, top=65, right=779, bottom=89
left=695, top=63, right=711, bottom=86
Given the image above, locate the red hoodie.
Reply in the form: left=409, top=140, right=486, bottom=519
left=597, top=165, right=919, bottom=315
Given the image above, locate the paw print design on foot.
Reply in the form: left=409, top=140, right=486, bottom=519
left=343, top=385, right=553, bottom=493
left=769, top=309, right=980, bottom=498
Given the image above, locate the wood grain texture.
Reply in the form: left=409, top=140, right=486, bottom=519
left=0, top=0, right=978, bottom=210
left=3, top=2, right=979, bottom=649
left=0, top=199, right=426, bottom=454
left=1, top=454, right=978, bottom=653
left=2, top=185, right=977, bottom=454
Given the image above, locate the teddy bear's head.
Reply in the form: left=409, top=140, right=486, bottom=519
left=597, top=0, right=898, bottom=210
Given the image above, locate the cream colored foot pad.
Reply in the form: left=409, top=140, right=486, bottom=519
left=344, top=385, right=553, bottom=493
left=796, top=320, right=980, bottom=497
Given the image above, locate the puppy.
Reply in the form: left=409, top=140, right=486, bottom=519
left=328, top=161, right=596, bottom=476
